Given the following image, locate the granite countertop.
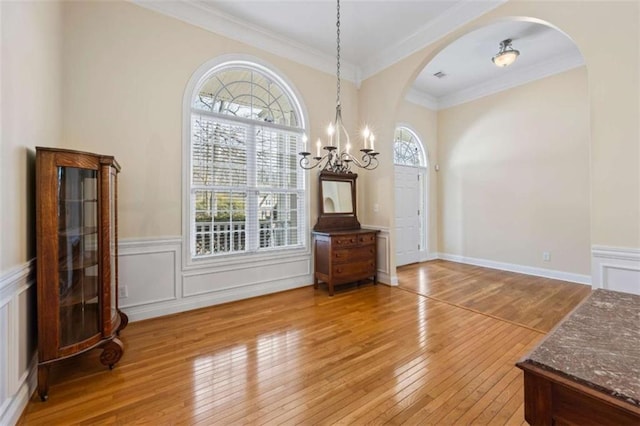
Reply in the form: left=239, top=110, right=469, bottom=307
left=519, top=289, right=640, bottom=407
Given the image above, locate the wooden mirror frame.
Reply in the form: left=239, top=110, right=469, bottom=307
left=314, top=171, right=361, bottom=232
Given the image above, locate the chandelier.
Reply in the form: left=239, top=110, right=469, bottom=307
left=298, top=0, right=379, bottom=173
left=492, top=39, right=520, bottom=67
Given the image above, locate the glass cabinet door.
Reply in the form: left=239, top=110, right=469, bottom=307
left=109, top=168, right=118, bottom=326
left=58, top=166, right=100, bottom=347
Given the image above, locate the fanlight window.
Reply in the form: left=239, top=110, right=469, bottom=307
left=193, top=67, right=298, bottom=127
left=190, top=64, right=306, bottom=258
left=393, top=127, right=425, bottom=167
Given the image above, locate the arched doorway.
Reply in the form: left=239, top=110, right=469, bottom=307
left=400, top=18, right=590, bottom=280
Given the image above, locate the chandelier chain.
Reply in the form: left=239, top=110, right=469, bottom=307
left=297, top=0, right=380, bottom=173
left=336, top=0, right=341, bottom=107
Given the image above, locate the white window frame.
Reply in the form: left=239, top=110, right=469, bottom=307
left=182, top=55, right=310, bottom=270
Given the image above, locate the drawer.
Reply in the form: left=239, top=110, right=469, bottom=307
left=333, top=246, right=376, bottom=263
left=333, top=260, right=376, bottom=278
left=332, top=234, right=359, bottom=248
left=357, top=233, right=376, bottom=246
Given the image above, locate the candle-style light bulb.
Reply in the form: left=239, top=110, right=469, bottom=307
left=363, top=126, right=371, bottom=149
left=327, top=122, right=335, bottom=147
left=346, top=143, right=351, bottom=155
left=370, top=134, right=375, bottom=152
left=316, top=139, right=321, bottom=157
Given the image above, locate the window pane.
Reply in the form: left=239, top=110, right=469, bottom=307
left=192, top=115, right=247, bottom=186
left=256, top=129, right=299, bottom=189
left=258, top=192, right=298, bottom=249
left=194, top=190, right=246, bottom=256
left=393, top=127, right=423, bottom=166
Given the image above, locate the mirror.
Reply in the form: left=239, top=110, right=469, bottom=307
left=322, top=181, right=353, bottom=213
left=314, top=171, right=360, bottom=232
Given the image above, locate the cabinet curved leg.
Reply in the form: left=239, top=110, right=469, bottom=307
left=37, top=364, right=51, bottom=402
left=117, top=309, right=129, bottom=335
left=99, top=337, right=124, bottom=369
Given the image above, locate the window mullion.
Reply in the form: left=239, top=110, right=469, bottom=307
left=246, top=122, right=258, bottom=251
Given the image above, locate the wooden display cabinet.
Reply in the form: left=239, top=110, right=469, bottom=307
left=35, top=147, right=128, bottom=401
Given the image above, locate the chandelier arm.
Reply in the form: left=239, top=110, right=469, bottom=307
left=299, top=152, right=329, bottom=170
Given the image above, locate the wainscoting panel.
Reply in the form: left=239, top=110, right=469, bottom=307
left=0, top=260, right=37, bottom=426
left=363, top=226, right=397, bottom=286
left=0, top=301, right=9, bottom=420
left=591, top=246, right=640, bottom=295
left=183, top=257, right=311, bottom=297
left=118, top=238, right=313, bottom=322
left=117, top=238, right=181, bottom=321
left=119, top=240, right=181, bottom=308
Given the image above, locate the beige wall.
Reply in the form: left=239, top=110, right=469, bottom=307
left=60, top=1, right=359, bottom=240
left=358, top=0, right=639, bottom=276
left=395, top=100, right=438, bottom=255
left=1, top=1, right=62, bottom=271
left=438, top=67, right=590, bottom=274
left=2, top=0, right=638, bottom=277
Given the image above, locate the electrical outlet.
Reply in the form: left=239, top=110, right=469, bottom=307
left=542, top=251, right=551, bottom=262
left=119, top=285, right=128, bottom=298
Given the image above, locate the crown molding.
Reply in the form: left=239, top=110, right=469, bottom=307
left=132, top=0, right=505, bottom=86
left=358, top=0, right=509, bottom=80
left=407, top=50, right=585, bottom=111
left=404, top=88, right=438, bottom=110
left=437, top=50, right=585, bottom=109
left=132, top=0, right=360, bottom=84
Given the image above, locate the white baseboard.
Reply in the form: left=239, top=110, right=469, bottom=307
left=591, top=245, right=640, bottom=295
left=0, top=259, right=37, bottom=426
left=421, top=253, right=438, bottom=262
left=436, top=252, right=591, bottom=285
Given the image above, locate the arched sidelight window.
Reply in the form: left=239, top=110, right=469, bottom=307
left=189, top=61, right=306, bottom=259
left=393, top=127, right=425, bottom=167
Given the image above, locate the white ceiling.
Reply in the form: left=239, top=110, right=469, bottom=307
left=411, top=20, right=583, bottom=109
left=136, top=0, right=584, bottom=109
left=200, top=0, right=462, bottom=65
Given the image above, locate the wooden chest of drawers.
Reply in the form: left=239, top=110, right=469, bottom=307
left=312, top=229, right=379, bottom=296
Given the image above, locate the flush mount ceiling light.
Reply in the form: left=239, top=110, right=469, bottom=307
left=298, top=0, right=379, bottom=173
left=492, top=38, right=520, bottom=67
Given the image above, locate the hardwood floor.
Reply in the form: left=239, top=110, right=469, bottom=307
left=19, top=261, right=590, bottom=425
left=397, top=260, right=591, bottom=333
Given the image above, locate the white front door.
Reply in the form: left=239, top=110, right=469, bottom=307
left=395, top=165, right=423, bottom=266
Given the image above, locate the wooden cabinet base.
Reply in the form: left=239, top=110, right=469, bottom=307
left=313, top=229, right=379, bottom=296
left=37, top=333, right=125, bottom=401
left=518, top=364, right=640, bottom=425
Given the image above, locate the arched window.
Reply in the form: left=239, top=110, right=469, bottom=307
left=188, top=60, right=306, bottom=259
left=393, top=127, right=425, bottom=167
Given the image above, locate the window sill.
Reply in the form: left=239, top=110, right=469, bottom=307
left=183, top=244, right=311, bottom=272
